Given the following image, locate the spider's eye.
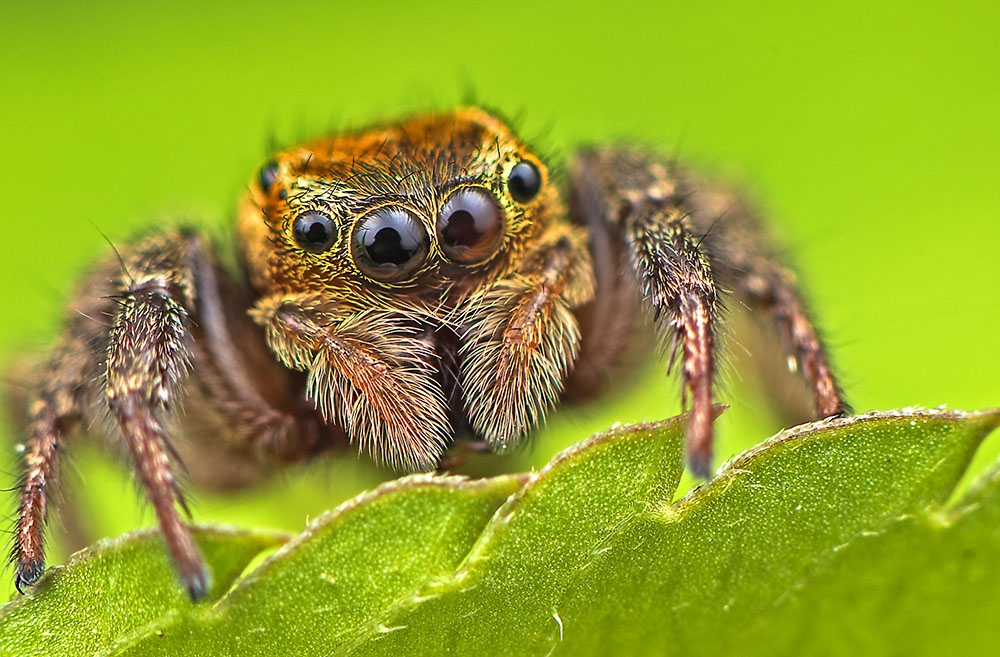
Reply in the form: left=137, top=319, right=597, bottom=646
left=352, top=207, right=429, bottom=282
left=258, top=160, right=280, bottom=194
left=292, top=211, right=336, bottom=253
left=437, top=188, right=504, bottom=264
left=506, top=161, right=542, bottom=203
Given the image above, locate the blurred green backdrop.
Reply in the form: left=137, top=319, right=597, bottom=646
left=1, top=1, right=998, bottom=601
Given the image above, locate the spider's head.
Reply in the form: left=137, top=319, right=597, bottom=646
left=238, top=108, right=558, bottom=312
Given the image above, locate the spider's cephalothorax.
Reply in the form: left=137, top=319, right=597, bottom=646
left=9, top=108, right=849, bottom=600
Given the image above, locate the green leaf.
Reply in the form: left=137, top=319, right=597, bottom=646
left=735, top=449, right=1000, bottom=655
left=1, top=408, right=997, bottom=656
left=0, top=526, right=287, bottom=656
left=344, top=408, right=1000, bottom=656
left=115, top=472, right=528, bottom=655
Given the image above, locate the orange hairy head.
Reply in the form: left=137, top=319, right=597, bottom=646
left=237, top=108, right=558, bottom=314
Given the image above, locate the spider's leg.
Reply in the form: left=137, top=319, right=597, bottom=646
left=12, top=337, right=90, bottom=594
left=568, top=149, right=720, bottom=478
left=459, top=226, right=595, bottom=449
left=102, top=235, right=210, bottom=600
left=687, top=183, right=851, bottom=418
left=737, top=268, right=849, bottom=418
left=184, top=242, right=329, bottom=464
left=628, top=205, right=720, bottom=478
left=102, top=229, right=318, bottom=598
left=106, top=289, right=205, bottom=598
left=251, top=295, right=451, bottom=471
left=12, top=230, right=333, bottom=599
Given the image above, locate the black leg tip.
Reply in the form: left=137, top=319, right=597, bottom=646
left=183, top=566, right=212, bottom=602
left=14, top=559, right=45, bottom=594
left=687, top=451, right=714, bottom=480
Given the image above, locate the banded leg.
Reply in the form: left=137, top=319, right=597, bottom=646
left=569, top=148, right=850, bottom=478
left=100, top=231, right=317, bottom=597
left=688, top=184, right=851, bottom=418
left=13, top=232, right=212, bottom=599
left=459, top=227, right=595, bottom=448
left=103, top=253, right=207, bottom=599
left=12, top=338, right=90, bottom=592
left=739, top=270, right=849, bottom=418
left=629, top=206, right=720, bottom=478
left=251, top=295, right=450, bottom=470
left=13, top=231, right=292, bottom=599
left=569, top=149, right=721, bottom=478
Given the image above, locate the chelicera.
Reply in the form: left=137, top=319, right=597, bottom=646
left=9, top=108, right=849, bottom=599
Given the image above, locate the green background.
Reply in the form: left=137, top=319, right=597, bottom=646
left=1, top=1, right=998, bottom=601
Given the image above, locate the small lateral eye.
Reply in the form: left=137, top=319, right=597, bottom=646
left=507, top=161, right=542, bottom=203
left=352, top=207, right=429, bottom=282
left=437, top=188, right=503, bottom=264
left=258, top=160, right=280, bottom=195
left=292, top=211, right=336, bottom=253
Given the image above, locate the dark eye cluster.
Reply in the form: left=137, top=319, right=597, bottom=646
left=258, top=160, right=280, bottom=194
left=289, top=159, right=543, bottom=283
left=258, top=160, right=288, bottom=200
left=507, top=161, right=541, bottom=203
left=352, top=208, right=429, bottom=282
left=437, top=188, right=503, bottom=264
left=292, top=212, right=336, bottom=253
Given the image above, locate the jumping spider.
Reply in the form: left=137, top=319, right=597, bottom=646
left=10, top=108, right=849, bottom=600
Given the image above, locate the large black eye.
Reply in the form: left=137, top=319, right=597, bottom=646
left=352, top=207, right=429, bottom=282
left=507, top=161, right=542, bottom=203
left=437, top=188, right=503, bottom=264
left=292, top=211, right=336, bottom=253
left=258, top=160, right=280, bottom=194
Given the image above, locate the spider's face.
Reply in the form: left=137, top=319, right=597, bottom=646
left=238, top=108, right=558, bottom=311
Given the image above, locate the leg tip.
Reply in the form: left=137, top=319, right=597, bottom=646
left=686, top=409, right=715, bottom=480
left=687, top=449, right=714, bottom=480
left=183, top=565, right=212, bottom=602
left=14, top=559, right=45, bottom=594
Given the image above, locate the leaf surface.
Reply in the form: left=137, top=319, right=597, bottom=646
left=1, top=408, right=997, bottom=656
left=0, top=526, right=287, bottom=656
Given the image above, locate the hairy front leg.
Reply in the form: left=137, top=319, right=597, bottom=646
left=104, top=276, right=206, bottom=598
left=569, top=148, right=850, bottom=477
left=569, top=149, right=721, bottom=478
left=13, top=230, right=308, bottom=600
left=688, top=183, right=851, bottom=418
left=13, top=336, right=92, bottom=593
left=15, top=233, right=207, bottom=598
left=251, top=295, right=451, bottom=470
